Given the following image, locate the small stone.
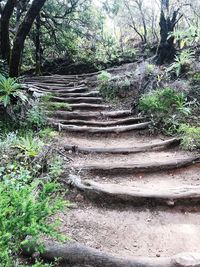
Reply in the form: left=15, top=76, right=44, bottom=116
left=166, top=199, right=175, bottom=206
left=156, top=254, right=160, bottom=257
left=75, top=194, right=84, bottom=202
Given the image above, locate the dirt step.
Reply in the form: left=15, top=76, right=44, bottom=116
left=53, top=91, right=99, bottom=98
left=48, top=102, right=109, bottom=111
left=50, top=116, right=145, bottom=128
left=59, top=122, right=150, bottom=133
left=49, top=96, right=103, bottom=104
left=64, top=138, right=180, bottom=154
left=55, top=204, right=200, bottom=260
left=69, top=173, right=200, bottom=206
left=29, top=85, right=88, bottom=93
left=71, top=153, right=200, bottom=174
left=49, top=110, right=133, bottom=120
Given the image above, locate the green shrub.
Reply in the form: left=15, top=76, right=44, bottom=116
left=0, top=75, right=27, bottom=107
left=178, top=124, right=200, bottom=150
left=166, top=49, right=195, bottom=77
left=139, top=88, right=191, bottom=134
left=98, top=71, right=111, bottom=82
left=0, top=180, right=65, bottom=267
left=98, top=73, right=133, bottom=101
left=26, top=105, right=47, bottom=129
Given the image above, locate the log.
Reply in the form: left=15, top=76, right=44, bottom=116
left=72, top=156, right=200, bottom=174
left=59, top=122, right=150, bottom=133
left=23, top=241, right=200, bottom=267
left=49, top=96, right=102, bottom=104
left=69, top=175, right=200, bottom=205
left=50, top=103, right=109, bottom=111
left=48, top=110, right=133, bottom=120
left=27, top=84, right=88, bottom=93
left=53, top=91, right=99, bottom=98
left=50, top=116, right=144, bottom=127
left=64, top=138, right=180, bottom=154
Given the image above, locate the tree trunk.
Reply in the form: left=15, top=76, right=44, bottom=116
left=156, top=0, right=177, bottom=64
left=35, top=14, right=42, bottom=75
left=0, top=0, right=17, bottom=63
left=9, top=0, right=46, bottom=77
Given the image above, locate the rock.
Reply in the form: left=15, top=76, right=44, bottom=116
left=75, top=194, right=84, bottom=202
left=172, top=252, right=200, bottom=266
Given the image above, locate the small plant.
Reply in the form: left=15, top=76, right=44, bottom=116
left=46, top=102, right=72, bottom=111
left=98, top=73, right=133, bottom=102
left=147, top=64, right=155, bottom=75
left=98, top=71, right=112, bottom=82
left=166, top=49, right=195, bottom=77
left=0, top=74, right=27, bottom=107
left=0, top=180, right=66, bottom=266
left=26, top=105, right=47, bottom=129
left=139, top=88, right=191, bottom=133
left=178, top=124, right=200, bottom=150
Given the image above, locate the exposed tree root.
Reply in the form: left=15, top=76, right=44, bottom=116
left=73, top=156, right=200, bottom=174
left=49, top=96, right=102, bottom=104
left=59, top=121, right=150, bottom=133
left=64, top=138, right=180, bottom=154
left=23, top=241, right=200, bottom=267
left=69, top=175, right=200, bottom=205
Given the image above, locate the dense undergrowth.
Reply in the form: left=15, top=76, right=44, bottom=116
left=0, top=75, right=68, bottom=266
left=98, top=63, right=200, bottom=151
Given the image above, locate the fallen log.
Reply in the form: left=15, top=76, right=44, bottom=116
left=48, top=102, right=109, bottom=111
left=59, top=121, right=150, bottom=133
left=50, top=116, right=144, bottom=127
left=49, top=110, right=133, bottom=120
left=69, top=175, right=200, bottom=205
left=49, top=96, right=102, bottom=104
left=72, top=156, right=200, bottom=174
left=64, top=138, right=180, bottom=154
left=23, top=241, right=200, bottom=267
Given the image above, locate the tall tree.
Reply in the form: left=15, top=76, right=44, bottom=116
left=9, top=0, right=46, bottom=77
left=156, top=0, right=182, bottom=64
left=0, top=0, right=17, bottom=62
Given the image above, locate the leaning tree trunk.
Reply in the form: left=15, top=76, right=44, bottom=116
left=156, top=1, right=178, bottom=64
left=0, top=0, right=17, bottom=63
left=35, top=14, right=42, bottom=75
left=9, top=0, right=46, bottom=77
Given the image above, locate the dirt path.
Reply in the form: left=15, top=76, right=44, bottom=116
left=28, top=70, right=200, bottom=267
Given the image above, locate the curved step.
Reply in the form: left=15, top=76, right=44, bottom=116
left=54, top=91, right=99, bottom=97
left=25, top=241, right=200, bottom=267
left=49, top=110, right=133, bottom=120
left=50, top=116, right=144, bottom=127
left=59, top=122, right=150, bottom=133
left=64, top=138, right=180, bottom=154
left=50, top=96, right=102, bottom=104
left=73, top=156, right=200, bottom=174
left=29, top=85, right=88, bottom=93
left=48, top=102, right=109, bottom=111
left=69, top=175, right=200, bottom=205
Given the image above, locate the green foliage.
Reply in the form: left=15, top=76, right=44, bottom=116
left=0, top=180, right=65, bottom=267
left=171, top=27, right=200, bottom=48
left=46, top=102, right=72, bottom=111
left=139, top=88, right=191, bottom=134
left=0, top=75, right=27, bottom=107
left=166, top=50, right=195, bottom=77
left=26, top=105, right=47, bottom=129
left=191, top=72, right=200, bottom=84
left=0, top=127, right=67, bottom=266
left=178, top=124, right=200, bottom=151
left=98, top=72, right=133, bottom=101
left=98, top=71, right=112, bottom=82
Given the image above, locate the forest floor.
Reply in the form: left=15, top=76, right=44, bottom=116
left=26, top=65, right=200, bottom=266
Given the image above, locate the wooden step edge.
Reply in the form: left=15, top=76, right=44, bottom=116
left=24, top=240, right=200, bottom=267
left=59, top=122, right=150, bottom=133
left=50, top=96, right=103, bottom=104
left=69, top=175, right=200, bottom=206
left=48, top=110, right=134, bottom=120
left=73, top=156, right=200, bottom=173
left=49, top=116, right=145, bottom=127
left=64, top=138, right=181, bottom=154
